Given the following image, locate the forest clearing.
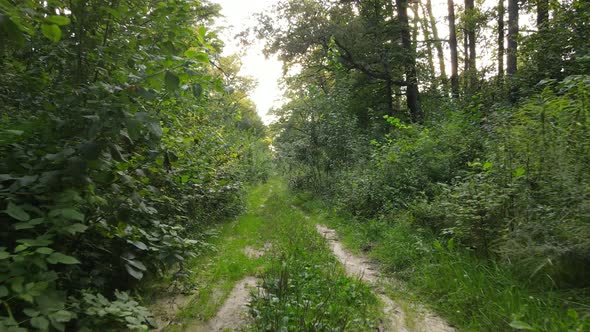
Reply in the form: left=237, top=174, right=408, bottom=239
left=1, top=0, right=589, bottom=331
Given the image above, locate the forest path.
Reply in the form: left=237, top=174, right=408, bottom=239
left=152, top=178, right=453, bottom=331
left=316, top=224, right=454, bottom=332
left=151, top=181, right=276, bottom=332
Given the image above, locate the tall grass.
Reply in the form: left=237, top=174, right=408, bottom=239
left=249, top=190, right=381, bottom=331
left=324, top=211, right=590, bottom=331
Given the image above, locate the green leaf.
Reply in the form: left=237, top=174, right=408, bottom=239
left=14, top=218, right=44, bottom=230
left=47, top=252, right=80, bottom=265
left=41, top=23, right=61, bottom=42
left=50, top=310, right=74, bottom=323
left=514, top=167, right=526, bottom=178
left=0, top=14, right=25, bottom=46
left=65, top=223, right=88, bottom=234
left=50, top=208, right=85, bottom=221
left=193, top=83, right=203, bottom=98
left=61, top=209, right=85, bottom=221
left=31, top=316, right=49, bottom=330
left=509, top=320, right=534, bottom=330
left=23, top=308, right=40, bottom=317
left=184, top=49, right=209, bottom=63
left=5, top=202, right=30, bottom=221
left=125, top=264, right=144, bottom=280
left=124, top=259, right=146, bottom=271
left=17, top=238, right=53, bottom=247
left=10, top=277, right=23, bottom=293
left=148, top=121, right=163, bottom=138
left=130, top=241, right=148, bottom=251
left=36, top=247, right=54, bottom=255
left=3, top=129, right=24, bottom=135
left=164, top=71, right=180, bottom=91
left=0, top=285, right=8, bottom=297
left=14, top=244, right=28, bottom=253
left=45, top=15, right=70, bottom=26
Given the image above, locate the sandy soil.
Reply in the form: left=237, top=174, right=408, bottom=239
left=242, top=242, right=272, bottom=259
left=204, top=276, right=258, bottom=331
left=151, top=289, right=195, bottom=331
left=183, top=276, right=258, bottom=332
left=316, top=224, right=454, bottom=332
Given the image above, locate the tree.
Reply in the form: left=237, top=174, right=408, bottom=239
left=507, top=0, right=518, bottom=75
left=465, top=0, right=477, bottom=88
left=412, top=2, right=435, bottom=84
left=448, top=0, right=460, bottom=96
left=424, top=0, right=447, bottom=85
left=498, top=0, right=505, bottom=81
left=0, top=1, right=270, bottom=329
left=397, top=0, right=422, bottom=121
left=537, top=0, right=549, bottom=27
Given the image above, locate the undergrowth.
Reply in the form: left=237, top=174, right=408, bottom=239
left=150, top=178, right=382, bottom=331
left=324, top=212, right=590, bottom=332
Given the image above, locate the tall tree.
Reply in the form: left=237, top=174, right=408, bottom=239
left=507, top=0, right=519, bottom=75
left=396, top=0, right=422, bottom=121
left=498, top=0, right=505, bottom=80
left=448, top=0, right=459, bottom=96
left=413, top=3, right=436, bottom=80
left=465, top=0, right=477, bottom=88
left=424, top=0, right=447, bottom=83
left=537, top=0, right=549, bottom=27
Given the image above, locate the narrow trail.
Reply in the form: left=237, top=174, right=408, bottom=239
left=152, top=181, right=454, bottom=331
left=191, top=276, right=259, bottom=332
left=316, top=224, right=454, bottom=332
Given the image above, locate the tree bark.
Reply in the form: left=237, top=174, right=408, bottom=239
left=396, top=0, right=422, bottom=122
left=465, top=0, right=477, bottom=88
left=537, top=0, right=548, bottom=28
left=414, top=3, right=436, bottom=80
left=507, top=0, right=518, bottom=76
left=448, top=0, right=459, bottom=97
left=498, top=0, right=505, bottom=81
left=463, top=30, right=469, bottom=73
left=425, top=0, right=447, bottom=83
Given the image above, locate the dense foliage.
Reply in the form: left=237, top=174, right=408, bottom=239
left=0, top=0, right=269, bottom=330
left=262, top=0, right=590, bottom=330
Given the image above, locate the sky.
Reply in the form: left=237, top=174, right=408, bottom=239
left=213, top=0, right=282, bottom=124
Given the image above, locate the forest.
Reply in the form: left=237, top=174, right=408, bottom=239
left=0, top=0, right=589, bottom=331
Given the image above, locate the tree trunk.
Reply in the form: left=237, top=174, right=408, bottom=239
left=396, top=0, right=422, bottom=122
left=465, top=0, right=477, bottom=88
left=498, top=0, right=505, bottom=81
left=463, top=30, right=469, bottom=73
left=448, top=0, right=459, bottom=97
left=425, top=0, right=447, bottom=83
left=468, top=5, right=477, bottom=84
left=537, top=0, right=548, bottom=27
left=412, top=2, right=420, bottom=51
left=415, top=3, right=436, bottom=81
left=507, top=0, right=518, bottom=76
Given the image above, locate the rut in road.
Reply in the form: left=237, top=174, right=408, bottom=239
left=316, top=224, right=454, bottom=332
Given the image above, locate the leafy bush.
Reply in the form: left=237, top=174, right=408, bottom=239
left=0, top=1, right=270, bottom=330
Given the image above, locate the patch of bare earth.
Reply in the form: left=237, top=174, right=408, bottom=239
left=316, top=224, right=454, bottom=332
left=186, top=276, right=259, bottom=332
left=242, top=242, right=272, bottom=259
left=151, top=292, right=193, bottom=331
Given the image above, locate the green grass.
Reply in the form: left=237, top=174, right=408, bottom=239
left=149, top=179, right=590, bottom=331
left=249, top=184, right=381, bottom=331
left=150, top=178, right=383, bottom=331
left=313, top=208, right=590, bottom=332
